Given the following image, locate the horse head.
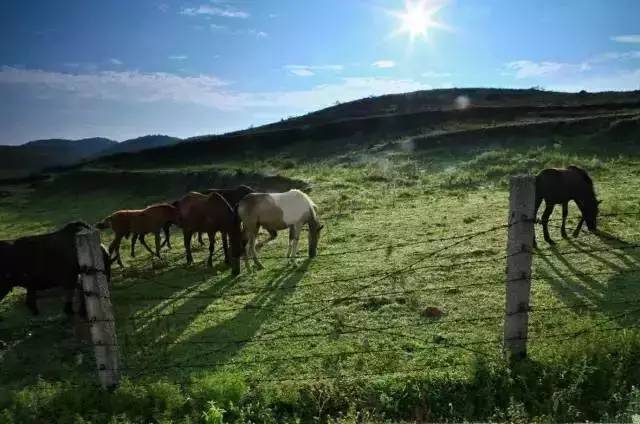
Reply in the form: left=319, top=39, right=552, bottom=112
left=584, top=198, right=601, bottom=232
left=308, top=221, right=324, bottom=258
left=0, top=241, right=15, bottom=295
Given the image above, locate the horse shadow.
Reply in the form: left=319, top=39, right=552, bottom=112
left=149, top=259, right=310, bottom=379
left=536, top=228, right=640, bottom=327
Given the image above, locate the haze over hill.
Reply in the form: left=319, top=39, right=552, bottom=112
left=0, top=134, right=183, bottom=179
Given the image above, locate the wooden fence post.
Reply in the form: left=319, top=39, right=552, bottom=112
left=503, top=175, right=535, bottom=359
left=76, top=229, right=120, bottom=389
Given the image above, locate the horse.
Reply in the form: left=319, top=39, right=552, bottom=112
left=163, top=185, right=263, bottom=248
left=0, top=221, right=111, bottom=316
left=174, top=191, right=242, bottom=274
left=238, top=189, right=323, bottom=270
left=96, top=203, right=178, bottom=267
left=534, top=165, right=600, bottom=247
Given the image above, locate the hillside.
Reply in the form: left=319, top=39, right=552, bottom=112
left=0, top=135, right=183, bottom=179
left=97, top=134, right=182, bottom=156
left=94, top=88, right=640, bottom=170
left=227, top=87, right=640, bottom=134
left=0, top=137, right=117, bottom=178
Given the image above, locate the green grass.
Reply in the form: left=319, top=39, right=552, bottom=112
left=2, top=133, right=640, bottom=423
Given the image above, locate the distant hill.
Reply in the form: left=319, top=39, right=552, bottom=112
left=230, top=87, right=640, bottom=134
left=98, top=135, right=182, bottom=156
left=0, top=137, right=117, bottom=178
left=97, top=88, right=640, bottom=170
left=0, top=135, right=183, bottom=179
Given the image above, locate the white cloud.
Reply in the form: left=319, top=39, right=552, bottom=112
left=109, top=58, right=123, bottom=66
left=289, top=68, right=315, bottom=77
left=0, top=67, right=431, bottom=112
left=372, top=60, right=396, bottom=69
left=505, top=60, right=586, bottom=79
left=611, top=34, right=640, bottom=44
left=210, top=23, right=227, bottom=31
left=248, top=29, right=268, bottom=38
left=268, top=13, right=278, bottom=18
left=157, top=3, right=169, bottom=13
left=284, top=64, right=344, bottom=77
left=589, top=51, right=640, bottom=63
left=546, top=68, right=640, bottom=92
left=169, top=55, right=188, bottom=61
left=422, top=71, right=452, bottom=78
left=180, top=5, right=248, bottom=18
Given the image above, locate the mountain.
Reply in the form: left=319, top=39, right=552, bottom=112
left=0, top=135, right=183, bottom=179
left=98, top=135, right=182, bottom=156
left=0, top=137, right=117, bottom=178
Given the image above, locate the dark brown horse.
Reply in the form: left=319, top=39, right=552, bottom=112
left=163, top=185, right=264, bottom=248
left=174, top=191, right=242, bottom=274
left=534, top=165, right=600, bottom=247
left=0, top=221, right=111, bottom=316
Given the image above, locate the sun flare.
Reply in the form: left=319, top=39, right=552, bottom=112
left=391, top=0, right=447, bottom=41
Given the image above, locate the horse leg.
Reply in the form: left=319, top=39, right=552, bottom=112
left=154, top=231, right=162, bottom=258
left=286, top=226, right=294, bottom=258
left=289, top=224, right=302, bottom=262
left=161, top=224, right=172, bottom=249
left=207, top=230, right=216, bottom=268
left=25, top=288, right=39, bottom=315
left=222, top=232, right=230, bottom=265
left=561, top=202, right=569, bottom=239
left=249, top=233, right=263, bottom=269
left=573, top=216, right=585, bottom=238
left=130, top=233, right=138, bottom=257
left=139, top=234, right=155, bottom=257
left=541, top=203, right=555, bottom=245
left=184, top=231, right=193, bottom=264
left=533, top=195, right=543, bottom=248
left=111, top=235, right=124, bottom=267
left=198, top=232, right=205, bottom=246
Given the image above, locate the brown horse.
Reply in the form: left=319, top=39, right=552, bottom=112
left=238, top=189, right=323, bottom=270
left=96, top=203, right=178, bottom=266
left=163, top=185, right=263, bottom=248
left=534, top=165, right=600, bottom=247
left=174, top=191, right=242, bottom=274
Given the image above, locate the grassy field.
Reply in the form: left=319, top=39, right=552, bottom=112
left=2, top=118, right=640, bottom=422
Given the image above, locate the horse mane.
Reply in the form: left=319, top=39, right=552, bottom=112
left=289, top=189, right=319, bottom=222
left=567, top=165, right=594, bottom=187
left=290, top=189, right=316, bottom=208
left=207, top=191, right=234, bottom=212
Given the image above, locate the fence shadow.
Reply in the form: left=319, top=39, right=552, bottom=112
left=121, top=259, right=309, bottom=379
left=535, top=228, right=640, bottom=327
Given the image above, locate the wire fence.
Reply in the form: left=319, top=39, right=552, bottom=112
left=2, top=210, right=640, bottom=386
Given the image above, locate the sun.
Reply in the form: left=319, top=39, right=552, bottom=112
left=390, top=0, right=447, bottom=41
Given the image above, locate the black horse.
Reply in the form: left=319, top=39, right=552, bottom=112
left=534, top=165, right=600, bottom=247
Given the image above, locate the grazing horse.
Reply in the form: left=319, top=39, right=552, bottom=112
left=534, top=165, right=600, bottom=247
left=96, top=203, right=178, bottom=266
left=174, top=192, right=242, bottom=274
left=0, top=221, right=111, bottom=316
left=238, top=189, right=323, bottom=270
left=163, top=185, right=264, bottom=249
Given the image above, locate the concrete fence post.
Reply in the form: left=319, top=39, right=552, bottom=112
left=503, top=175, right=535, bottom=359
left=76, top=229, right=120, bottom=389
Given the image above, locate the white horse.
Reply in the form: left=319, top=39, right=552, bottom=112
left=237, top=189, right=323, bottom=269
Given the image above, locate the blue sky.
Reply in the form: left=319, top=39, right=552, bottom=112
left=1, top=0, right=639, bottom=145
